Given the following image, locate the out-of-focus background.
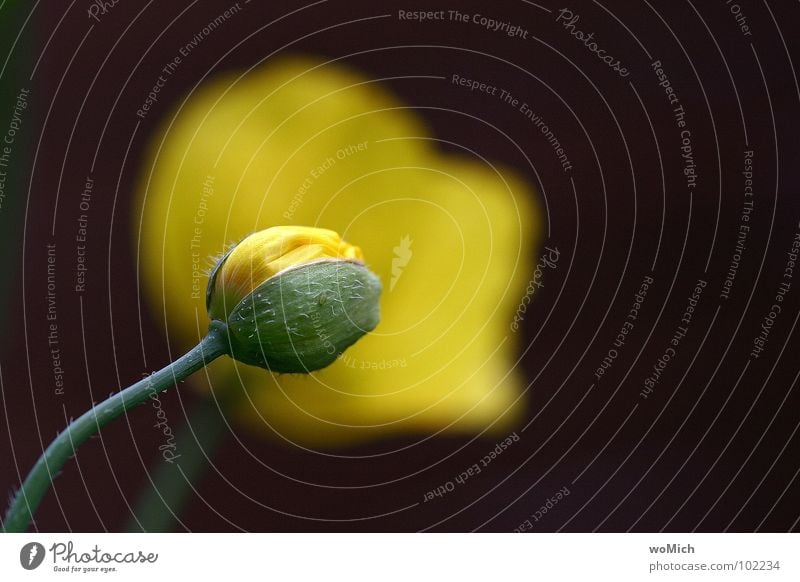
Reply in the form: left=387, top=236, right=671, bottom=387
left=1, top=0, right=799, bottom=532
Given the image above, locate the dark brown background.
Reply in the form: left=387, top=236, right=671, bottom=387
left=1, top=0, right=799, bottom=532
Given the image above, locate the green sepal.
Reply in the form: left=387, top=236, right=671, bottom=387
left=225, top=260, right=381, bottom=373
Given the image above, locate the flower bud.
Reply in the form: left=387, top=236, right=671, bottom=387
left=206, top=226, right=381, bottom=373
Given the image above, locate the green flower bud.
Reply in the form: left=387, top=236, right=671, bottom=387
left=206, top=227, right=381, bottom=373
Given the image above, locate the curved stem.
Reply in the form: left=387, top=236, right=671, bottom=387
left=2, top=323, right=229, bottom=533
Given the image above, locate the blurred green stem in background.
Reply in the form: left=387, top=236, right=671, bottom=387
left=126, top=395, right=229, bottom=532
left=0, top=0, right=31, bottom=357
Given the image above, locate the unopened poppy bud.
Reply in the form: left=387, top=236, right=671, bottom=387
left=206, top=226, right=381, bottom=373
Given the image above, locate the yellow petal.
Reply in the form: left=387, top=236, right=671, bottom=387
left=207, top=225, right=363, bottom=321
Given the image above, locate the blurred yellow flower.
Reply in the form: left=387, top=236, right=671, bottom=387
left=136, top=57, right=541, bottom=447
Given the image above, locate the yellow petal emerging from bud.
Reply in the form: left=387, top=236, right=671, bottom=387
left=206, top=226, right=380, bottom=373
left=207, top=226, right=364, bottom=322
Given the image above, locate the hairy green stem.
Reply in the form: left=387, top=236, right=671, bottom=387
left=2, top=323, right=229, bottom=533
